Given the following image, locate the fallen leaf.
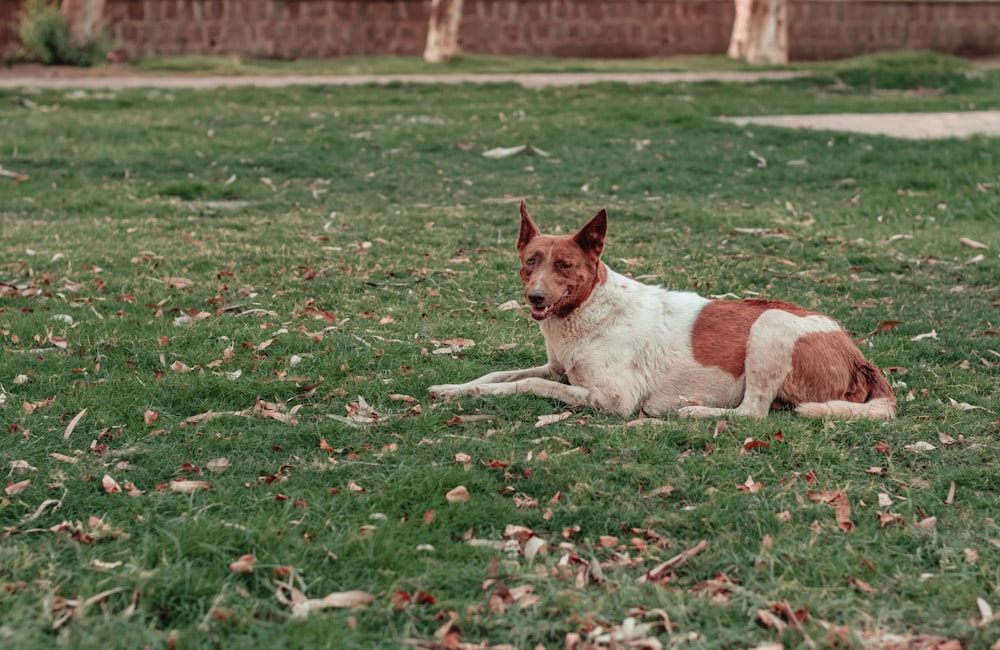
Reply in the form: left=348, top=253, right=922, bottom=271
left=170, top=361, right=194, bottom=373
left=742, top=438, right=770, bottom=453
left=225, top=553, right=255, bottom=573
left=737, top=475, right=764, bottom=492
left=63, top=408, right=87, bottom=439
left=644, top=484, right=675, bottom=498
left=945, top=480, right=956, bottom=505
left=959, top=237, right=988, bottom=249
left=206, top=457, right=230, bottom=473
left=905, top=441, right=936, bottom=452
left=948, top=397, right=985, bottom=411
left=910, top=330, right=938, bottom=342
left=169, top=479, right=212, bottom=493
left=535, top=411, right=572, bottom=428
left=102, top=475, right=121, bottom=494
left=9, top=460, right=37, bottom=472
left=915, top=516, right=937, bottom=530
left=850, top=576, right=878, bottom=594
left=497, top=299, right=521, bottom=311
left=446, top=485, right=470, bottom=503
left=5, top=479, right=31, bottom=495
left=523, top=536, right=547, bottom=562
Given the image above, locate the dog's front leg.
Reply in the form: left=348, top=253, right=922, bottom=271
left=455, top=377, right=590, bottom=407
left=429, top=364, right=561, bottom=401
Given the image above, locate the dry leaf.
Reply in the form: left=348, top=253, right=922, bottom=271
left=446, top=486, right=470, bottom=503
left=63, top=407, right=87, bottom=439
left=143, top=410, right=159, bottom=426
left=850, top=576, right=878, bottom=594
left=347, top=481, right=366, bottom=494
left=229, top=553, right=256, bottom=573
left=959, top=237, right=988, bottom=249
left=102, top=474, right=121, bottom=494
left=948, top=397, right=985, bottom=411
left=915, top=516, right=937, bottom=530
left=905, top=441, right=936, bottom=452
left=169, top=479, right=212, bottom=493
left=523, top=536, right=547, bottom=562
left=737, top=475, right=764, bottom=492
left=497, top=299, right=521, bottom=311
left=644, top=484, right=675, bottom=498
left=535, top=411, right=572, bottom=428
left=910, top=330, right=938, bottom=342
left=170, top=361, right=194, bottom=373
left=50, top=452, right=78, bottom=464
left=9, top=460, right=37, bottom=472
left=206, top=457, right=230, bottom=473
left=5, top=479, right=31, bottom=495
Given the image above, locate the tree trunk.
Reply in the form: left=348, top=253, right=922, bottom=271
left=423, top=0, right=464, bottom=63
left=61, top=0, right=106, bottom=47
left=727, top=0, right=787, bottom=65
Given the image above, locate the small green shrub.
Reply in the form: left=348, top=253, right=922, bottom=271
left=17, top=0, right=113, bottom=67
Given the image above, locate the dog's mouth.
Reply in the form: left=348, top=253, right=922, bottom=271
left=529, top=291, right=570, bottom=320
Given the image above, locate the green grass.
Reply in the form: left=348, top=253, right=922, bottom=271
left=1, top=53, right=999, bottom=649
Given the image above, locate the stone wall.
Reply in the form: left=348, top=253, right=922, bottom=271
left=1, top=0, right=998, bottom=62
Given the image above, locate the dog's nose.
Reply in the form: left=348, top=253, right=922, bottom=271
left=527, top=290, right=546, bottom=306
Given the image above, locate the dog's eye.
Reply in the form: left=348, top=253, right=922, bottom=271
left=557, top=261, right=572, bottom=270
left=525, top=258, right=537, bottom=266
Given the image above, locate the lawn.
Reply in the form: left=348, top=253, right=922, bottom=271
left=1, top=53, right=999, bottom=649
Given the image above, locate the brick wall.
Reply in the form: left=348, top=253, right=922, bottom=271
left=2, top=0, right=998, bottom=62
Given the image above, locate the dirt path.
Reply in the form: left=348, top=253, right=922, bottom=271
left=0, top=67, right=807, bottom=89
left=3, top=65, right=998, bottom=139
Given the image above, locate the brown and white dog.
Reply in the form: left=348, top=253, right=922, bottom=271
left=429, top=202, right=897, bottom=420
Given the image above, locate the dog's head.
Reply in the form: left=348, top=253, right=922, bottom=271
left=516, top=200, right=608, bottom=321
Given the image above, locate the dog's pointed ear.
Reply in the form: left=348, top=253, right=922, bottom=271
left=573, top=208, right=607, bottom=258
left=517, top=200, right=540, bottom=253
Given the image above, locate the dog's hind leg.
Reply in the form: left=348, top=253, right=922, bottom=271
left=679, top=310, right=841, bottom=419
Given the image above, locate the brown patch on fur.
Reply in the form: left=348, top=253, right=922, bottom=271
left=781, top=331, right=896, bottom=407
left=692, top=300, right=820, bottom=378
left=517, top=202, right=608, bottom=319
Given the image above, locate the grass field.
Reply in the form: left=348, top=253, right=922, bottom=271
left=1, top=53, right=999, bottom=649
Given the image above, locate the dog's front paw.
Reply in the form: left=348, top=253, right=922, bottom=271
left=677, top=405, right=725, bottom=419
left=429, top=384, right=472, bottom=400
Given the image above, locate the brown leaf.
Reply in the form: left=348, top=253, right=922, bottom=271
left=535, top=411, right=572, bottom=428
left=850, top=576, right=878, bottom=594
left=169, top=479, right=212, bottom=493
left=313, top=590, right=375, bottom=609
left=5, top=479, right=31, bottom=495
left=63, top=407, right=86, bottom=439
left=959, top=237, right=988, bottom=249
left=206, top=457, right=230, bottom=473
left=445, top=485, right=470, bottom=503
left=22, top=396, right=54, bottom=414
left=229, top=553, right=255, bottom=573
left=737, top=475, right=764, bottom=492
left=143, top=410, right=159, bottom=426
left=644, top=484, right=675, bottom=498
left=170, top=361, right=194, bottom=373
left=102, top=474, right=121, bottom=494
left=640, top=539, right=709, bottom=583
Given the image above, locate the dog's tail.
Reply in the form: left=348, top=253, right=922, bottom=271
left=794, top=364, right=898, bottom=420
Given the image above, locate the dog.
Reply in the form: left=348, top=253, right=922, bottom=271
left=429, top=201, right=897, bottom=420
